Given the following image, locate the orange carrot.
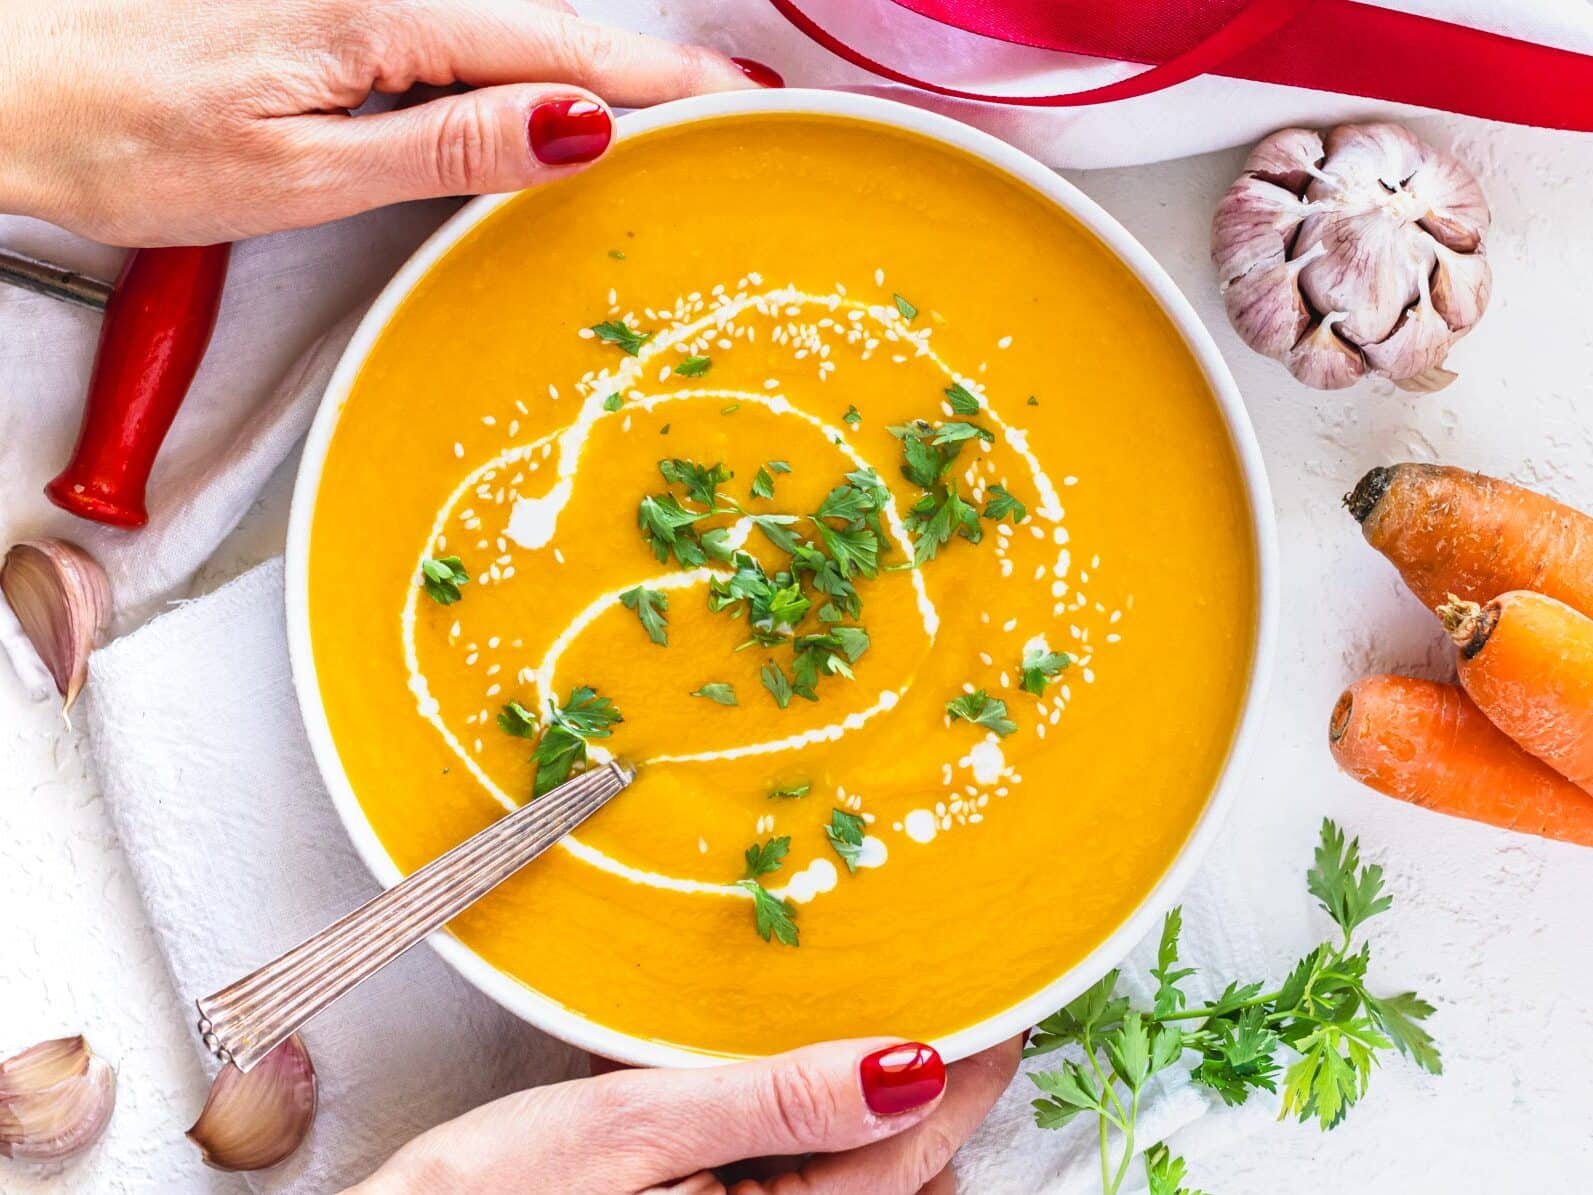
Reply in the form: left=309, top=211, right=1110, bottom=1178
left=1346, top=464, right=1593, bottom=616
left=1329, top=674, right=1593, bottom=846
left=1438, top=590, right=1593, bottom=794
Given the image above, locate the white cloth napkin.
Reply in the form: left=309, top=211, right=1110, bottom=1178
left=83, top=556, right=1269, bottom=1193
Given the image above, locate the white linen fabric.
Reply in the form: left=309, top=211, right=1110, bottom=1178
left=84, top=558, right=1270, bottom=1193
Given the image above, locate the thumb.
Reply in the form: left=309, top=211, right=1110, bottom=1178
left=594, top=1038, right=948, bottom=1183
left=273, top=85, right=612, bottom=221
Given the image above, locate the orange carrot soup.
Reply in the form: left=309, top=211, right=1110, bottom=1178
left=307, top=114, right=1257, bottom=1056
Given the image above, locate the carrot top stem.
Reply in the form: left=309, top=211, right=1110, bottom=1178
left=1436, top=594, right=1495, bottom=659
left=1343, top=466, right=1395, bottom=524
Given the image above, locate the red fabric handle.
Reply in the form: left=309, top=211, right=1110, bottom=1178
left=769, top=0, right=1593, bottom=130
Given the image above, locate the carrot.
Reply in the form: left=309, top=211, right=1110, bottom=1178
left=1329, top=674, right=1593, bottom=846
left=1438, top=590, right=1593, bottom=794
left=1345, top=463, right=1593, bottom=616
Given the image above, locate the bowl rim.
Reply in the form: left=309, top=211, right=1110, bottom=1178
left=285, top=87, right=1279, bottom=1069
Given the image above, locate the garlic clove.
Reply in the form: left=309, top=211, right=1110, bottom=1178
left=1363, top=283, right=1457, bottom=382
left=1211, top=174, right=1309, bottom=284
left=1286, top=313, right=1366, bottom=390
left=186, top=1034, right=316, bottom=1172
left=1221, top=250, right=1313, bottom=360
left=0, top=540, right=111, bottom=712
left=1393, top=365, right=1459, bottom=393
left=1408, top=150, right=1491, bottom=252
left=1428, top=241, right=1492, bottom=332
left=1296, top=207, right=1433, bottom=347
left=1241, top=127, right=1324, bottom=195
left=0, top=1036, right=116, bottom=1162
left=1309, top=121, right=1429, bottom=202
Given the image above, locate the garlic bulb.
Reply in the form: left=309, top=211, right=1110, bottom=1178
left=0, top=539, right=112, bottom=711
left=1212, top=122, right=1491, bottom=391
left=187, top=1034, right=317, bottom=1172
left=0, top=1036, right=117, bottom=1162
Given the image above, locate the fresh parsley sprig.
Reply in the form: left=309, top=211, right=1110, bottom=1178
left=824, top=808, right=867, bottom=873
left=420, top=556, right=469, bottom=605
left=591, top=319, right=652, bottom=356
left=737, top=836, right=798, bottom=947
left=1027, top=820, right=1439, bottom=1195
left=530, top=685, right=623, bottom=797
left=619, top=585, right=669, bottom=646
left=946, top=690, right=1017, bottom=737
left=1020, top=643, right=1072, bottom=695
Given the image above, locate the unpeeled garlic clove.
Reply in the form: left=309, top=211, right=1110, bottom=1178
left=0, top=539, right=111, bottom=712
left=1409, top=150, right=1491, bottom=252
left=1362, top=282, right=1456, bottom=381
left=1286, top=313, right=1366, bottom=390
left=0, top=1036, right=117, bottom=1162
left=1221, top=242, right=1320, bottom=360
left=1429, top=242, right=1492, bottom=332
left=1240, top=126, right=1324, bottom=194
left=1296, top=206, right=1432, bottom=346
left=187, top=1034, right=316, bottom=1172
left=1210, top=174, right=1309, bottom=283
left=1309, top=121, right=1429, bottom=201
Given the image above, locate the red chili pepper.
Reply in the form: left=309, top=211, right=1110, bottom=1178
left=45, top=244, right=232, bottom=529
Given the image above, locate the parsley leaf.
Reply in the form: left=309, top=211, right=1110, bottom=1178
left=946, top=689, right=1017, bottom=737
left=761, top=661, right=794, bottom=709
left=811, top=520, right=879, bottom=579
left=549, top=685, right=623, bottom=739
left=842, top=404, right=862, bottom=427
left=497, top=701, right=538, bottom=739
left=1150, top=907, right=1197, bottom=1018
left=618, top=585, right=669, bottom=646
left=691, top=682, right=737, bottom=706
left=602, top=392, right=624, bottom=412
left=658, top=458, right=733, bottom=508
left=743, top=835, right=790, bottom=878
left=531, top=727, right=586, bottom=798
left=1308, top=819, right=1392, bottom=937
left=751, top=467, right=776, bottom=500
left=420, top=556, right=469, bottom=605
left=1145, top=1144, right=1211, bottom=1195
left=824, top=808, right=866, bottom=873
left=638, top=493, right=708, bottom=564
left=932, top=420, right=995, bottom=445
left=983, top=484, right=1028, bottom=524
left=738, top=879, right=799, bottom=946
left=591, top=319, right=652, bottom=356
left=893, top=293, right=918, bottom=321
left=674, top=355, right=712, bottom=377
left=1020, top=643, right=1072, bottom=695
left=531, top=686, right=622, bottom=796
left=945, top=381, right=981, bottom=416
left=767, top=460, right=792, bottom=474
left=769, top=782, right=810, bottom=800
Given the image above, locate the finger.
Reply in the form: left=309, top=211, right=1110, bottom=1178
left=917, top=1167, right=958, bottom=1195
left=359, top=0, right=775, bottom=106
left=591, top=1039, right=947, bottom=1184
left=785, top=1035, right=1023, bottom=1195
left=643, top=1173, right=727, bottom=1195
left=271, top=84, right=610, bottom=218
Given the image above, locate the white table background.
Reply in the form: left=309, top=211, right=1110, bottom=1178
left=3, top=113, right=1591, bottom=1193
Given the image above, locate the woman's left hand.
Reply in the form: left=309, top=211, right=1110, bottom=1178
left=345, top=1035, right=1023, bottom=1194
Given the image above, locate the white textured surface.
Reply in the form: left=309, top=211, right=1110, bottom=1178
left=3, top=113, right=1593, bottom=1192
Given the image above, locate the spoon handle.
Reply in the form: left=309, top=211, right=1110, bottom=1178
left=195, top=760, right=634, bottom=1072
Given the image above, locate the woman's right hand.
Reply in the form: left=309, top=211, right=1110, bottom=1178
left=347, top=1035, right=1023, bottom=1194
left=0, top=0, right=775, bottom=246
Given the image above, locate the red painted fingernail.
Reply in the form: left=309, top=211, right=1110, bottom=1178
left=528, top=99, right=612, bottom=165
left=731, top=57, right=785, bottom=88
left=860, top=1042, right=945, bottom=1115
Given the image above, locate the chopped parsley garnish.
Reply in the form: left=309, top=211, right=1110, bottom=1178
left=608, top=249, right=626, bottom=260
left=691, top=682, right=738, bottom=706
left=893, top=293, right=918, bottom=321
left=602, top=392, right=624, bottom=412
left=590, top=319, right=652, bottom=355
left=946, top=689, right=1017, bottom=737
left=750, top=514, right=802, bottom=554
left=891, top=418, right=1004, bottom=565
left=842, top=404, right=862, bottom=428
left=761, top=661, right=794, bottom=709
left=739, top=880, right=799, bottom=946
left=638, top=493, right=709, bottom=566
left=743, top=835, right=789, bottom=876
left=811, top=520, right=878, bottom=578
left=825, top=808, right=867, bottom=873
left=945, top=381, right=981, bottom=416
left=658, top=458, right=733, bottom=508
left=531, top=685, right=623, bottom=797
left=932, top=420, right=995, bottom=445
left=1027, top=395, right=1040, bottom=406
left=721, top=403, right=740, bottom=415
left=769, top=782, right=811, bottom=800
left=496, top=701, right=538, bottom=738
left=751, top=467, right=776, bottom=500
left=675, top=355, right=712, bottom=377
left=420, top=556, right=469, bottom=605
left=1021, top=643, right=1072, bottom=695
left=767, top=460, right=792, bottom=474
left=984, top=484, right=1028, bottom=524
left=739, top=837, right=798, bottom=946
left=618, top=585, right=669, bottom=646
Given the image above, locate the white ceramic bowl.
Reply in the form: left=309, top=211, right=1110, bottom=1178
left=286, top=88, right=1279, bottom=1068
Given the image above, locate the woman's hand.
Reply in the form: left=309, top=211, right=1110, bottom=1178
left=347, top=1036, right=1023, bottom=1194
left=0, top=0, right=774, bottom=246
